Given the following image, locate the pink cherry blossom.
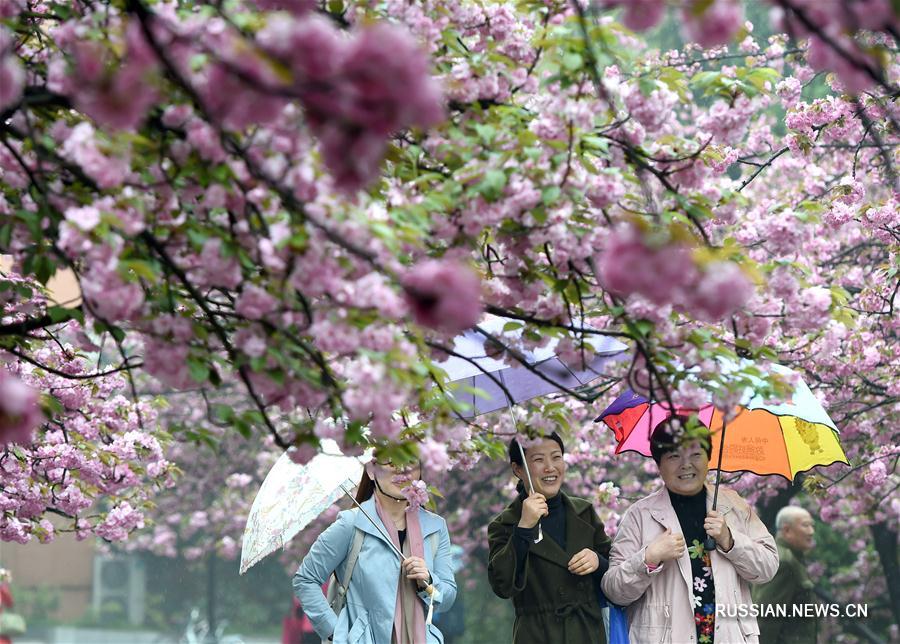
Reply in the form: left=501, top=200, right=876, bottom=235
left=688, top=262, right=754, bottom=321
left=0, top=28, right=24, bottom=113
left=793, top=286, right=833, bottom=330
left=401, top=479, right=430, bottom=509
left=235, top=284, right=278, bottom=320
left=142, top=337, right=195, bottom=390
left=864, top=460, right=887, bottom=487
left=339, top=23, right=445, bottom=136
left=81, top=265, right=145, bottom=322
left=68, top=21, right=159, bottom=131
left=252, top=0, right=316, bottom=16
left=201, top=56, right=287, bottom=130
left=402, top=259, right=482, bottom=333
left=805, top=34, right=876, bottom=95
left=419, top=439, right=450, bottom=472
left=601, top=0, right=667, bottom=31
left=95, top=502, right=145, bottom=542
left=64, top=205, right=102, bottom=232
left=60, top=121, right=131, bottom=189
left=287, top=443, right=317, bottom=466
left=597, top=224, right=697, bottom=306
left=277, top=17, right=444, bottom=192
left=680, top=0, right=744, bottom=48
left=0, top=368, right=43, bottom=446
left=586, top=171, right=626, bottom=209
left=197, top=238, right=243, bottom=290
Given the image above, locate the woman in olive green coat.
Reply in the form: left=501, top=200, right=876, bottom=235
left=488, top=433, right=611, bottom=644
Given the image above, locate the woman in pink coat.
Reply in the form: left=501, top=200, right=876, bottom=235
left=601, top=417, right=778, bottom=644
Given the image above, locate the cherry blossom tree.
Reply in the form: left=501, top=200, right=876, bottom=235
left=1, top=268, right=174, bottom=544
left=1, top=0, right=898, bottom=638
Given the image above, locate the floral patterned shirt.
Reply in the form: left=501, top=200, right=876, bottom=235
left=668, top=489, right=717, bottom=643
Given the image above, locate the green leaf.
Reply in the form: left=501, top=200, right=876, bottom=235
left=41, top=393, right=65, bottom=417
left=233, top=418, right=253, bottom=440
left=562, top=52, right=583, bottom=71
left=186, top=229, right=208, bottom=249
left=582, top=136, right=608, bottom=152
left=187, top=358, right=209, bottom=383
left=743, top=67, right=781, bottom=93
left=633, top=319, right=654, bottom=337
left=95, top=322, right=126, bottom=343
left=542, top=186, right=561, bottom=206
left=477, top=169, right=507, bottom=202
left=691, top=71, right=721, bottom=91
left=211, top=404, right=234, bottom=423
left=638, top=77, right=657, bottom=97
left=47, top=306, right=73, bottom=324
left=36, top=255, right=56, bottom=285
left=473, top=123, right=496, bottom=144
left=120, top=259, right=158, bottom=282
left=0, top=224, right=12, bottom=248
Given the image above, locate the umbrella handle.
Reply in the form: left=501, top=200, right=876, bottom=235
left=705, top=415, right=728, bottom=552
left=515, top=439, right=544, bottom=544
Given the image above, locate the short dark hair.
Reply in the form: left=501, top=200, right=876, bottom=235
left=509, top=431, right=565, bottom=466
left=649, top=415, right=711, bottom=464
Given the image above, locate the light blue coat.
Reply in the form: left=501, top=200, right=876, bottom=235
left=293, top=498, right=458, bottom=644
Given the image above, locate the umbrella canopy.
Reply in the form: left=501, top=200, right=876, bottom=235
left=437, top=315, right=627, bottom=543
left=239, top=440, right=371, bottom=574
left=596, top=363, right=849, bottom=481
left=437, top=314, right=628, bottom=417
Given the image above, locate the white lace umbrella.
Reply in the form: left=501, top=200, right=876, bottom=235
left=239, top=440, right=372, bottom=574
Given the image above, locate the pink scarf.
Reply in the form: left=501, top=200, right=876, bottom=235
left=374, top=495, right=427, bottom=644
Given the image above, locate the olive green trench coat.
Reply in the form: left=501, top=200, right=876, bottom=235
left=752, top=537, right=817, bottom=644
left=488, top=492, right=612, bottom=644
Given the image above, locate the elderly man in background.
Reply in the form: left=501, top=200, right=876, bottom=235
left=752, top=506, right=818, bottom=643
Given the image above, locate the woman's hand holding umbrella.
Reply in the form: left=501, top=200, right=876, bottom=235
left=703, top=511, right=734, bottom=552
left=402, top=556, right=431, bottom=583
left=517, top=492, right=548, bottom=529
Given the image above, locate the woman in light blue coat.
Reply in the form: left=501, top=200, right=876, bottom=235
left=293, top=458, right=457, bottom=644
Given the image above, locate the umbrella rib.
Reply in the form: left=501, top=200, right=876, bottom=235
left=473, top=327, right=592, bottom=401
left=426, top=339, right=518, bottom=411
left=555, top=355, right=600, bottom=387
left=781, top=419, right=795, bottom=480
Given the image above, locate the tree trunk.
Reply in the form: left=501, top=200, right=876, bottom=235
left=870, top=521, right=900, bottom=629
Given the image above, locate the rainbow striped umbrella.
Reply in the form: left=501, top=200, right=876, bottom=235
left=596, top=364, right=849, bottom=481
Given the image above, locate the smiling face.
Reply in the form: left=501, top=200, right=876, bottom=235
left=657, top=439, right=710, bottom=496
left=512, top=438, right=566, bottom=498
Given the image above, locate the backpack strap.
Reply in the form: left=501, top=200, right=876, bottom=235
left=322, top=526, right=365, bottom=644
left=342, top=527, right=366, bottom=591
left=328, top=527, right=365, bottom=612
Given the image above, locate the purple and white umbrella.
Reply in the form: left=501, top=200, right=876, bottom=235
left=436, top=314, right=628, bottom=542
left=436, top=314, right=628, bottom=417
